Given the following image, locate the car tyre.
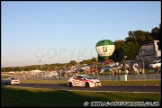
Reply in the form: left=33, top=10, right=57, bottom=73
left=5, top=81, right=8, bottom=85
left=9, top=81, right=11, bottom=85
left=6, top=81, right=10, bottom=85
left=85, top=82, right=90, bottom=88
left=68, top=82, right=73, bottom=87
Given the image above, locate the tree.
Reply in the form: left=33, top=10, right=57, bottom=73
left=97, top=54, right=105, bottom=62
left=81, top=59, right=92, bottom=64
left=151, top=27, right=160, bottom=40
left=112, top=40, right=125, bottom=61
left=126, top=30, right=153, bottom=44
left=158, top=24, right=161, bottom=50
left=69, top=60, right=77, bottom=65
left=91, top=57, right=97, bottom=63
left=145, top=35, right=153, bottom=42
left=111, top=48, right=124, bottom=61
left=114, top=40, right=125, bottom=50
left=125, top=41, right=139, bottom=60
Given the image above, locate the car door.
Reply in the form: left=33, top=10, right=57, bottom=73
left=72, top=76, right=80, bottom=86
left=77, top=76, right=85, bottom=86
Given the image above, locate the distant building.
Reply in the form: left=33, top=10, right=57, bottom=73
left=136, top=40, right=161, bottom=61
left=30, top=69, right=42, bottom=73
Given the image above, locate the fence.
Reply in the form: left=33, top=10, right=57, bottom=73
left=14, top=73, right=161, bottom=81
left=98, top=74, right=161, bottom=81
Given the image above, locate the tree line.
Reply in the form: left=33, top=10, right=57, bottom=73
left=105, top=24, right=161, bottom=61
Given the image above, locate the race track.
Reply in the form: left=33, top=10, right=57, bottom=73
left=1, top=81, right=161, bottom=93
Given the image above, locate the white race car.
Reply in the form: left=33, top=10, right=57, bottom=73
left=149, top=60, right=161, bottom=68
left=5, top=77, right=21, bottom=85
left=67, top=74, right=101, bottom=87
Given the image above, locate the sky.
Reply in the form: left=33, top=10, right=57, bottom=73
left=1, top=1, right=161, bottom=67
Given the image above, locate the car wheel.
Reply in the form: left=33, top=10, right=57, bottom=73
left=9, top=81, right=11, bottom=85
left=68, top=82, right=73, bottom=87
left=85, top=82, right=90, bottom=88
left=5, top=81, right=8, bottom=85
left=6, top=81, right=10, bottom=85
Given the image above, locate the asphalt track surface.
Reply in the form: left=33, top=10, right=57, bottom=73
left=1, top=81, right=161, bottom=93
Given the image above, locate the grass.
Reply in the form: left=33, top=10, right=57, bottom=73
left=21, top=79, right=67, bottom=84
left=1, top=75, right=161, bottom=107
left=1, top=86, right=161, bottom=107
left=101, top=80, right=161, bottom=86
left=19, top=79, right=161, bottom=86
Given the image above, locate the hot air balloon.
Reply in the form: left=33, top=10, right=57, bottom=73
left=96, top=39, right=115, bottom=60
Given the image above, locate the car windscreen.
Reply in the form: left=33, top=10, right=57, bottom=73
left=11, top=77, right=17, bottom=80
left=84, top=76, right=95, bottom=79
left=152, top=61, right=159, bottom=64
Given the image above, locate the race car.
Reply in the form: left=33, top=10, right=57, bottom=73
left=67, top=74, right=101, bottom=87
left=5, top=77, right=21, bottom=85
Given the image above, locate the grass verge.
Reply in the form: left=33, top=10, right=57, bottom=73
left=1, top=86, right=161, bottom=107
left=19, top=79, right=161, bottom=86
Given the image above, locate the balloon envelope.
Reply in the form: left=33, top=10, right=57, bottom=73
left=96, top=39, right=115, bottom=59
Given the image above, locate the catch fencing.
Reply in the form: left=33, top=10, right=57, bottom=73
left=13, top=72, right=161, bottom=81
